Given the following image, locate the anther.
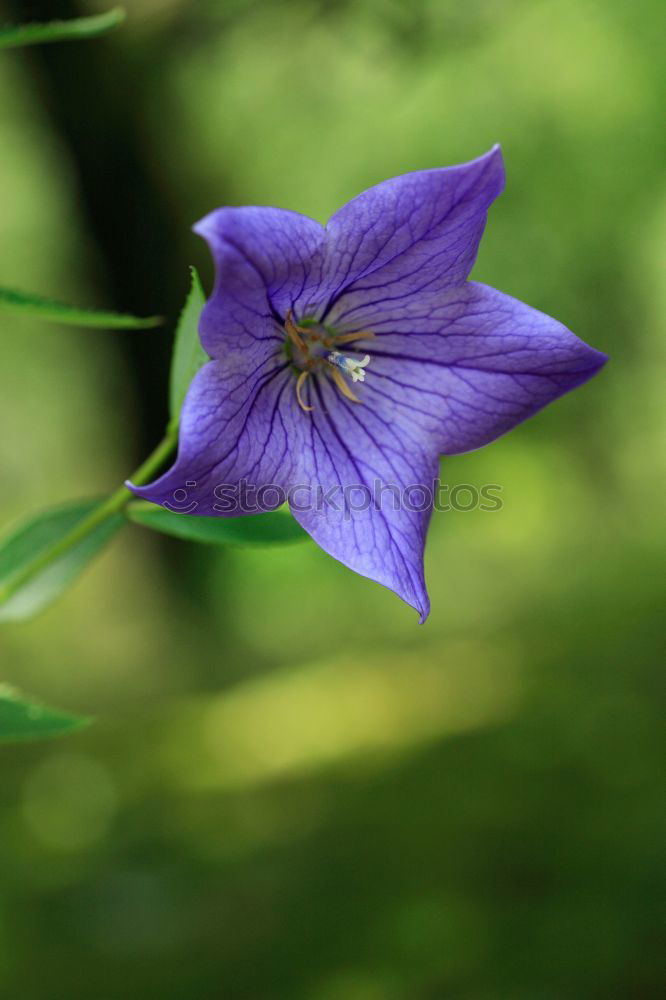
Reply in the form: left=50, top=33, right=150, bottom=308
left=285, top=309, right=307, bottom=352
left=330, top=366, right=362, bottom=404
left=331, top=331, right=376, bottom=345
left=295, top=370, right=313, bottom=412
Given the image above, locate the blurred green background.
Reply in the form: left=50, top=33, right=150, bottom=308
left=0, top=0, right=664, bottom=997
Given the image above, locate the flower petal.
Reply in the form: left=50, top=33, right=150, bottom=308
left=128, top=359, right=298, bottom=515
left=291, top=376, right=436, bottom=622
left=194, top=206, right=327, bottom=332
left=363, top=282, right=608, bottom=454
left=320, top=146, right=505, bottom=324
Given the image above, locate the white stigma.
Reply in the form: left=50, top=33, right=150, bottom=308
left=327, top=351, right=371, bottom=383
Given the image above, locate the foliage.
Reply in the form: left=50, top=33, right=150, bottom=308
left=168, top=266, right=208, bottom=423
left=0, top=7, right=125, bottom=50
left=127, top=502, right=307, bottom=545
left=0, top=500, right=122, bottom=623
left=0, top=685, right=89, bottom=741
left=0, top=286, right=160, bottom=329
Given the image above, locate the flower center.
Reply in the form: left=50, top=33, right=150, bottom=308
left=283, top=311, right=374, bottom=412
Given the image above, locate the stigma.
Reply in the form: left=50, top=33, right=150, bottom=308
left=327, top=351, right=371, bottom=383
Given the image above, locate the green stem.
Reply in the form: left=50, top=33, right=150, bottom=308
left=0, top=427, right=178, bottom=603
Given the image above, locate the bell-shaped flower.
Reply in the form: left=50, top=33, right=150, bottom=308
left=129, top=147, right=607, bottom=621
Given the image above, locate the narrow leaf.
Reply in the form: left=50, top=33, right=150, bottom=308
left=0, top=685, right=90, bottom=742
left=0, top=286, right=161, bottom=328
left=0, top=7, right=125, bottom=50
left=169, top=266, right=208, bottom=421
left=127, top=503, right=307, bottom=546
left=0, top=500, right=123, bottom=623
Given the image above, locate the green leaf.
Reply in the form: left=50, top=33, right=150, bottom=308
left=0, top=7, right=125, bottom=50
left=0, top=286, right=161, bottom=328
left=169, top=266, right=208, bottom=422
left=0, top=685, right=90, bottom=743
left=0, top=500, right=123, bottom=623
left=127, top=503, right=308, bottom=546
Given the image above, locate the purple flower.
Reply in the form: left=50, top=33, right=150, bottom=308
left=130, top=146, right=606, bottom=621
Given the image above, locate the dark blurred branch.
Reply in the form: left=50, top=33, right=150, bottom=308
left=2, top=0, right=236, bottom=637
left=4, top=0, right=186, bottom=451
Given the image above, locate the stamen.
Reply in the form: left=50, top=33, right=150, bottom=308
left=285, top=309, right=306, bottom=352
left=295, top=370, right=313, bottom=412
left=330, top=365, right=362, bottom=404
left=332, top=331, right=376, bottom=345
